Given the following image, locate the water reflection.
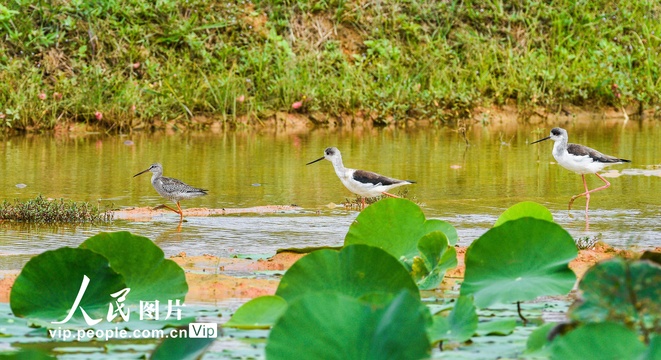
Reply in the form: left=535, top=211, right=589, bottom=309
left=1, top=118, right=660, bottom=269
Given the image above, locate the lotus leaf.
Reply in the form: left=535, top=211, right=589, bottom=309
left=225, top=296, right=287, bottom=329
left=569, top=257, right=661, bottom=337
left=412, top=231, right=457, bottom=290
left=151, top=328, right=216, bottom=360
left=641, top=335, right=661, bottom=360
left=548, top=322, right=646, bottom=359
left=79, top=231, right=188, bottom=305
left=475, top=318, right=518, bottom=336
left=461, top=218, right=577, bottom=308
left=275, top=244, right=419, bottom=302
left=494, top=201, right=554, bottom=227
left=345, top=198, right=458, bottom=262
left=266, top=291, right=430, bottom=360
left=10, top=248, right=125, bottom=323
left=428, top=296, right=478, bottom=344
left=524, top=322, right=555, bottom=355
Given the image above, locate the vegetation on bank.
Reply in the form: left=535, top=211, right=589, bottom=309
left=0, top=195, right=112, bottom=223
left=0, top=0, right=660, bottom=131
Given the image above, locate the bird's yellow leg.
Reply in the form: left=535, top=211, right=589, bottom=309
left=154, top=204, right=180, bottom=214
left=176, top=201, right=184, bottom=221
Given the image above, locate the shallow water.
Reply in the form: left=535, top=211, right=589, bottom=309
left=1, top=118, right=660, bottom=269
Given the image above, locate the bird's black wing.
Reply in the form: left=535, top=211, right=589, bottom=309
left=353, top=170, right=403, bottom=186
left=567, top=143, right=630, bottom=163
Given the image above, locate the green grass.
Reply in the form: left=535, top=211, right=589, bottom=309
left=1, top=0, right=660, bottom=131
left=0, top=195, right=113, bottom=223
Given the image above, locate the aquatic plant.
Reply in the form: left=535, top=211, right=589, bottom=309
left=493, top=200, right=553, bottom=227
left=151, top=331, right=217, bottom=360
left=79, top=232, right=189, bottom=304
left=228, top=244, right=433, bottom=357
left=565, top=256, right=660, bottom=342
left=5, top=201, right=655, bottom=358
left=226, top=244, right=421, bottom=328
left=548, top=322, right=655, bottom=359
left=574, top=235, right=598, bottom=250
left=11, top=231, right=188, bottom=326
left=427, top=296, right=478, bottom=348
left=0, top=195, right=112, bottom=223
left=266, top=291, right=431, bottom=360
left=345, top=198, right=458, bottom=290
left=11, top=247, right=126, bottom=322
left=461, top=222, right=577, bottom=315
left=3, top=231, right=211, bottom=359
left=461, top=202, right=578, bottom=320
left=225, top=296, right=288, bottom=330
left=523, top=254, right=661, bottom=358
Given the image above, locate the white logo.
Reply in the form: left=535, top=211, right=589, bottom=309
left=52, top=275, right=185, bottom=325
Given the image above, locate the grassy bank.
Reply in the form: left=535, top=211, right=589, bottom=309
left=1, top=0, right=660, bottom=131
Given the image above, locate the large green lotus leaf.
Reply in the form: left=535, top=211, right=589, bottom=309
left=266, top=291, right=430, bottom=360
left=428, top=296, right=478, bottom=344
left=275, top=244, right=419, bottom=302
left=548, top=322, right=646, bottom=360
left=641, top=335, right=661, bottom=360
left=0, top=349, right=55, bottom=359
left=151, top=329, right=216, bottom=360
left=494, top=201, right=553, bottom=227
left=224, top=295, right=287, bottom=329
left=475, top=318, right=518, bottom=336
left=524, top=322, right=555, bottom=356
left=80, top=231, right=188, bottom=304
left=344, top=198, right=458, bottom=262
left=10, top=247, right=126, bottom=323
left=569, top=258, right=661, bottom=333
left=461, top=218, right=577, bottom=308
left=412, top=231, right=457, bottom=290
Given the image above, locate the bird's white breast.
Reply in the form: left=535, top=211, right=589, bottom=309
left=553, top=149, right=610, bottom=174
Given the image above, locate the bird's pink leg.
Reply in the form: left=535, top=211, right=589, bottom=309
left=568, top=173, right=611, bottom=217
left=587, top=173, right=612, bottom=198
left=361, top=197, right=366, bottom=210
left=381, top=192, right=400, bottom=198
left=568, top=174, right=590, bottom=212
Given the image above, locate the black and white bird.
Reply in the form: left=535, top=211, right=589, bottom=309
left=134, top=163, right=208, bottom=221
left=306, top=147, right=414, bottom=209
left=532, top=127, right=630, bottom=217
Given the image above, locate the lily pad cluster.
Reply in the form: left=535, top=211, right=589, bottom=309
left=226, top=199, right=462, bottom=356
left=5, top=200, right=658, bottom=358
left=345, top=198, right=459, bottom=290
left=227, top=244, right=434, bottom=358
left=529, top=255, right=661, bottom=358
left=227, top=199, right=587, bottom=356
left=10, top=231, right=188, bottom=327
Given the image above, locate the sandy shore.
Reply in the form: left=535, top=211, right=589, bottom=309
left=111, top=205, right=304, bottom=221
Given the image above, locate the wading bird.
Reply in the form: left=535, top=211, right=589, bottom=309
left=306, top=147, right=414, bottom=209
left=532, top=127, right=630, bottom=219
left=134, top=163, right=208, bottom=221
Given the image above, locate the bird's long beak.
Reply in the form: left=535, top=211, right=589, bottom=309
left=133, top=168, right=150, bottom=177
left=306, top=156, right=325, bottom=165
left=531, top=136, right=551, bottom=145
